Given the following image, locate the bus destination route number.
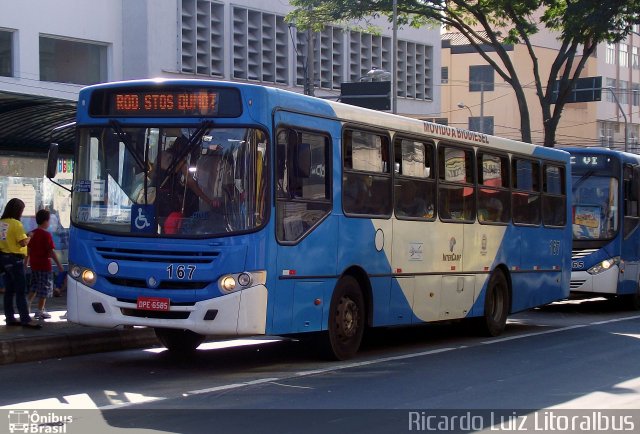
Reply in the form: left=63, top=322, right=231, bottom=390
left=112, top=90, right=219, bottom=116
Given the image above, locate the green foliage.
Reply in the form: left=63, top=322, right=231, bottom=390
left=289, top=0, right=640, bottom=145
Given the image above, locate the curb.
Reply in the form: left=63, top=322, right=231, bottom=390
left=0, top=327, right=159, bottom=365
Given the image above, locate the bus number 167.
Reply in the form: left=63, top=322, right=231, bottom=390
left=166, top=264, right=196, bottom=280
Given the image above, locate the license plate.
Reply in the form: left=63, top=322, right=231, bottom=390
left=136, top=296, right=170, bottom=311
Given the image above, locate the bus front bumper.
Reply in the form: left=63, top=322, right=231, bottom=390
left=570, top=265, right=620, bottom=295
left=66, top=278, right=268, bottom=336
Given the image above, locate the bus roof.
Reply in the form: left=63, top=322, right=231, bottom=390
left=79, top=78, right=569, bottom=163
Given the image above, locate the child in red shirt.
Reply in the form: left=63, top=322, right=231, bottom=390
left=27, top=209, right=63, bottom=319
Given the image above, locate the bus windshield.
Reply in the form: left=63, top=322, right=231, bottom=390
left=72, top=125, right=268, bottom=236
left=571, top=173, right=618, bottom=240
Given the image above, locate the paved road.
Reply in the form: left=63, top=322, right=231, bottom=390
left=4, top=298, right=640, bottom=433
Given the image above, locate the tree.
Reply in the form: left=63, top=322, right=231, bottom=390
left=288, top=0, right=640, bottom=146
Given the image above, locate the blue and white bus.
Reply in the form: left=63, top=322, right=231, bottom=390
left=565, top=147, right=640, bottom=308
left=48, top=79, right=571, bottom=359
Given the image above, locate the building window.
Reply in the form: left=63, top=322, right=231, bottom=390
left=0, top=30, right=12, bottom=77
left=599, top=121, right=614, bottom=147
left=469, top=116, right=494, bottom=135
left=633, top=47, right=639, bottom=70
left=469, top=65, right=494, bottom=91
left=180, top=0, right=225, bottom=77
left=39, top=36, right=107, bottom=85
left=297, top=25, right=344, bottom=90
left=633, top=83, right=640, bottom=107
left=620, top=80, right=628, bottom=104
left=232, top=6, right=288, bottom=84
left=605, top=78, right=616, bottom=103
left=619, top=43, right=628, bottom=67
left=345, top=33, right=432, bottom=100
left=441, top=66, right=448, bottom=84
left=606, top=43, right=616, bottom=65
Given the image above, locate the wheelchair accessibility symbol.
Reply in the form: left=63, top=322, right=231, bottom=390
left=131, top=205, right=155, bottom=233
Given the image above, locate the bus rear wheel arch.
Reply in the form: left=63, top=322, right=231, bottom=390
left=321, top=275, right=366, bottom=360
left=154, top=328, right=205, bottom=355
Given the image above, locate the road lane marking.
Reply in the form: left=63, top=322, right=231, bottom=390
left=90, top=313, right=640, bottom=409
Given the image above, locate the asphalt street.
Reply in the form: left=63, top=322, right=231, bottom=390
left=3, top=298, right=640, bottom=434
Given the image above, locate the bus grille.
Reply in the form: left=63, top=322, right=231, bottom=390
left=96, top=247, right=218, bottom=264
left=571, top=248, right=598, bottom=260
left=120, top=308, right=191, bottom=320
left=570, top=279, right=587, bottom=290
left=107, top=277, right=209, bottom=289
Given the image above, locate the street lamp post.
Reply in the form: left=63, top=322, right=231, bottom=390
left=605, top=87, right=628, bottom=152
left=457, top=102, right=473, bottom=128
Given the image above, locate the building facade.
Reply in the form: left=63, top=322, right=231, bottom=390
left=441, top=26, right=640, bottom=151
left=0, top=0, right=442, bottom=262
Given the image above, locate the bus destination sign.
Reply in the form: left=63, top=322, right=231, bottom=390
left=111, top=90, right=219, bottom=116
left=570, top=154, right=610, bottom=169
left=89, top=86, right=242, bottom=117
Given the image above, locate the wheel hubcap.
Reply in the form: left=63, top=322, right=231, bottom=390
left=336, top=296, right=359, bottom=339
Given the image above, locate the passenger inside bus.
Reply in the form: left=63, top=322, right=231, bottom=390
left=396, top=182, right=429, bottom=218
left=157, top=130, right=222, bottom=233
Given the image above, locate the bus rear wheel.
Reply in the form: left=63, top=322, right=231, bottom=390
left=477, top=270, right=510, bottom=337
left=154, top=328, right=205, bottom=354
left=321, top=276, right=365, bottom=361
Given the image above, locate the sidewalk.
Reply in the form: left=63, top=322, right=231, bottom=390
left=0, top=289, right=159, bottom=365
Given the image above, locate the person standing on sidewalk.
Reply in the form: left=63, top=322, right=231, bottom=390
left=27, top=209, right=63, bottom=320
left=0, top=198, right=41, bottom=329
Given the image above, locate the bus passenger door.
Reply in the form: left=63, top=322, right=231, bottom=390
left=271, top=115, right=338, bottom=335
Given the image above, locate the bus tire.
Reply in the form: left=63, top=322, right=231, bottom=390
left=154, top=328, right=205, bottom=354
left=477, top=270, right=510, bottom=337
left=321, top=276, right=365, bottom=361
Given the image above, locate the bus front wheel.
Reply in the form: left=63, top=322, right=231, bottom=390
left=478, top=270, right=510, bottom=337
left=154, top=328, right=205, bottom=354
left=321, top=276, right=365, bottom=361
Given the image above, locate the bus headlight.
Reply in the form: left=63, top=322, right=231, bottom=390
left=218, top=271, right=266, bottom=294
left=82, top=269, right=97, bottom=286
left=69, top=262, right=97, bottom=286
left=587, top=257, right=620, bottom=275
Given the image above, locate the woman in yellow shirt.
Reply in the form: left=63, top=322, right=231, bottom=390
left=0, top=198, right=40, bottom=329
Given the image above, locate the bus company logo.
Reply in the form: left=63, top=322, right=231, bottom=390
left=443, top=237, right=462, bottom=262
left=481, top=234, right=488, bottom=256
left=8, top=410, right=73, bottom=433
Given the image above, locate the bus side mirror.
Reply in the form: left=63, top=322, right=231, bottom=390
left=296, top=143, right=311, bottom=178
left=46, top=143, right=59, bottom=179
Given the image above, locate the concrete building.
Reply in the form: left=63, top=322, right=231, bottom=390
left=441, top=26, right=640, bottom=151
left=0, top=0, right=442, bottom=262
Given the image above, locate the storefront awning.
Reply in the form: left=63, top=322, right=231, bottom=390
left=0, top=91, right=76, bottom=154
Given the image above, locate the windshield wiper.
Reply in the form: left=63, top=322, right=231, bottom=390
left=160, top=121, right=213, bottom=188
left=110, top=120, right=148, bottom=174
left=573, top=169, right=595, bottom=190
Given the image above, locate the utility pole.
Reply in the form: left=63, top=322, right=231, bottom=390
left=391, top=0, right=397, bottom=114
left=305, top=22, right=315, bottom=96
left=606, top=87, right=628, bottom=152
